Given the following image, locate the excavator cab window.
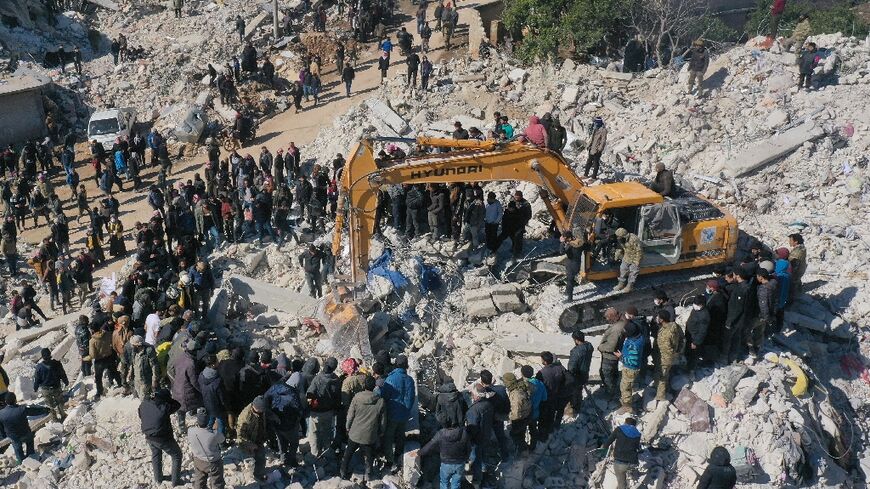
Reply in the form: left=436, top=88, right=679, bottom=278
left=638, top=203, right=682, bottom=266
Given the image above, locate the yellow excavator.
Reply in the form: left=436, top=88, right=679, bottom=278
left=331, top=136, right=738, bottom=288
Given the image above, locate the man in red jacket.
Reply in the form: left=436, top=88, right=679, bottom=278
left=770, top=0, right=787, bottom=38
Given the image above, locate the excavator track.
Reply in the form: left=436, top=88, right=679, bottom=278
left=556, top=277, right=711, bottom=332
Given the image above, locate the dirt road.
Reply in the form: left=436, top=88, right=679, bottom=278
left=17, top=0, right=464, bottom=281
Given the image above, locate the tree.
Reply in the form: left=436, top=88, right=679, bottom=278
left=503, top=0, right=632, bottom=63
left=745, top=0, right=868, bottom=39
left=629, top=0, right=710, bottom=67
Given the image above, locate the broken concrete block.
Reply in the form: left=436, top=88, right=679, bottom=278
left=561, top=85, right=580, bottom=106
left=403, top=441, right=422, bottom=485
left=722, top=121, right=825, bottom=177
left=20, top=456, right=41, bottom=471
left=674, top=387, right=712, bottom=432
left=508, top=68, right=528, bottom=84
left=533, top=261, right=567, bottom=276
left=489, top=283, right=521, bottom=297
left=464, top=287, right=492, bottom=302
left=243, top=11, right=269, bottom=40
left=641, top=400, right=669, bottom=442
left=764, top=108, right=789, bottom=129
left=467, top=297, right=498, bottom=318
left=228, top=275, right=318, bottom=317
left=718, top=364, right=749, bottom=404
left=244, top=249, right=266, bottom=273
left=600, top=70, right=633, bottom=81
left=364, top=99, right=409, bottom=135
left=492, top=292, right=526, bottom=314
left=174, top=106, right=207, bottom=143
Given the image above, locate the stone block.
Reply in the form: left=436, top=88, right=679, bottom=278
left=489, top=283, right=521, bottom=297
left=467, top=297, right=498, bottom=318
left=561, top=85, right=580, bottom=106
left=21, top=456, right=41, bottom=471
left=492, top=292, right=525, bottom=314
left=764, top=108, right=789, bottom=129
left=508, top=68, right=528, bottom=84
left=228, top=275, right=318, bottom=317
left=244, top=249, right=266, bottom=273
left=365, top=99, right=409, bottom=135
left=464, top=287, right=492, bottom=302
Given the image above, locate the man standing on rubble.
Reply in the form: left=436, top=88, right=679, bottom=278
left=188, top=409, right=226, bottom=489
left=683, top=39, right=709, bottom=95
left=406, top=50, right=420, bottom=89
left=653, top=311, right=683, bottom=402
left=722, top=269, right=751, bottom=364
left=139, top=388, right=183, bottom=486
left=685, top=295, right=710, bottom=371
left=613, top=228, right=641, bottom=293
left=598, top=308, right=625, bottom=399
left=299, top=245, right=324, bottom=298
left=788, top=233, right=807, bottom=297
left=306, top=357, right=341, bottom=461
left=752, top=269, right=777, bottom=357
left=462, top=189, right=485, bottom=249
left=561, top=228, right=588, bottom=303
left=0, top=392, right=36, bottom=464
left=235, top=15, right=246, bottom=43
left=584, top=117, right=607, bottom=179
left=173, top=0, right=183, bottom=18
left=617, top=322, right=644, bottom=414
left=381, top=355, right=415, bottom=475
left=567, top=330, right=593, bottom=410
left=33, top=348, right=69, bottom=421
left=601, top=417, right=641, bottom=489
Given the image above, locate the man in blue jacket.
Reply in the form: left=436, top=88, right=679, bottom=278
left=602, top=417, right=641, bottom=489
left=380, top=354, right=415, bottom=474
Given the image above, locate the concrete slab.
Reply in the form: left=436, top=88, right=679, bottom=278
left=722, top=121, right=825, bottom=177
left=364, top=99, right=409, bottom=135
left=466, top=297, right=498, bottom=318
left=227, top=275, right=318, bottom=317
left=600, top=70, right=633, bottom=82
left=244, top=11, right=269, bottom=40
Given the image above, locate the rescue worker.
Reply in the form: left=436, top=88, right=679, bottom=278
left=138, top=389, right=183, bottom=486
left=788, top=233, right=807, bottom=298
left=299, top=245, right=324, bottom=298
left=613, top=228, right=642, bottom=293
left=237, top=395, right=276, bottom=481
left=685, top=295, right=710, bottom=371
left=561, top=229, right=588, bottom=302
left=566, top=329, right=593, bottom=409
left=683, top=39, right=709, bottom=94
left=617, top=322, right=644, bottom=414
left=33, top=348, right=69, bottom=421
left=126, top=335, right=160, bottom=399
left=649, top=162, right=674, bottom=197
left=503, top=372, right=531, bottom=453
left=752, top=269, right=778, bottom=357
left=653, top=310, right=683, bottom=401
left=584, top=117, right=607, bottom=179
left=601, top=417, right=641, bottom=489
left=340, top=375, right=384, bottom=482
left=598, top=308, right=625, bottom=399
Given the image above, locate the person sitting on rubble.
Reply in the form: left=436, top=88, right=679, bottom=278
left=698, top=446, right=737, bottom=489
left=648, top=162, right=675, bottom=197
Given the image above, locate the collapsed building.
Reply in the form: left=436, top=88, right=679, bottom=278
left=1, top=0, right=870, bottom=486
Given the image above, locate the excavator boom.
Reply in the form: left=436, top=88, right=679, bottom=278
left=332, top=138, right=585, bottom=283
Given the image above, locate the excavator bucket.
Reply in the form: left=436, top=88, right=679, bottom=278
left=315, top=284, right=374, bottom=361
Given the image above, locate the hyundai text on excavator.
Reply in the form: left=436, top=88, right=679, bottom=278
left=331, top=136, right=738, bottom=287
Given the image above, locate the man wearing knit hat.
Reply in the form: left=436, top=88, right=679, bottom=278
left=617, top=321, right=644, bottom=415
left=237, top=395, right=275, bottom=480
left=188, top=408, right=226, bottom=489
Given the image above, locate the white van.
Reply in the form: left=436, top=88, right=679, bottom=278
left=87, top=108, right=137, bottom=147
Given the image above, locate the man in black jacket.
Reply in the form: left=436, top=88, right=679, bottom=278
left=306, top=357, right=341, bottom=459
left=535, top=351, right=567, bottom=438
left=685, top=295, right=710, bottom=371
left=434, top=381, right=467, bottom=428
left=705, top=280, right=728, bottom=360
left=698, top=446, right=737, bottom=489
left=466, top=383, right=496, bottom=485
left=602, top=417, right=641, bottom=489
left=299, top=245, right=324, bottom=298
left=405, top=184, right=426, bottom=239
left=33, top=348, right=69, bottom=421
left=0, top=392, right=36, bottom=463
left=138, top=388, right=183, bottom=486
left=406, top=52, right=420, bottom=88
left=722, top=269, right=751, bottom=364
left=567, top=330, right=593, bottom=410
left=419, top=418, right=472, bottom=489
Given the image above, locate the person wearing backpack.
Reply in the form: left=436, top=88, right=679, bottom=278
left=617, top=322, right=644, bottom=414
left=503, top=372, right=531, bottom=453
left=265, top=377, right=303, bottom=467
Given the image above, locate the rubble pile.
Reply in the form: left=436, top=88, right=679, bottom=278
left=3, top=6, right=870, bottom=484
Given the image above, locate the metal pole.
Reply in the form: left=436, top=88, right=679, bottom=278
left=273, top=0, right=280, bottom=39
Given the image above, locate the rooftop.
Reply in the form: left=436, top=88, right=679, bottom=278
left=0, top=72, right=51, bottom=97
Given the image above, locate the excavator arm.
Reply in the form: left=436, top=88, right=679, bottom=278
left=332, top=137, right=587, bottom=284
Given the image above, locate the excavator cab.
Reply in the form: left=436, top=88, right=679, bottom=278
left=638, top=203, right=682, bottom=266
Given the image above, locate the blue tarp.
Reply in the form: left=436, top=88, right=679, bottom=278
left=368, top=249, right=409, bottom=291
left=415, top=256, right=443, bottom=294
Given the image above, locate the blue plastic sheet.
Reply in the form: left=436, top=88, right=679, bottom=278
left=367, top=249, right=409, bottom=291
